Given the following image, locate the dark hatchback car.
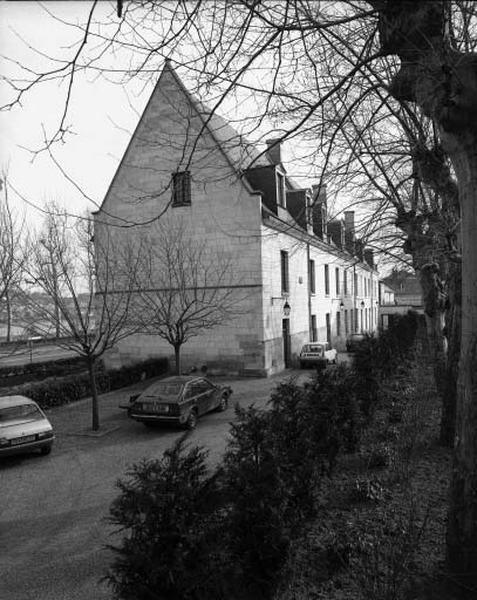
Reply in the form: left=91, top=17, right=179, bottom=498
left=128, top=375, right=233, bottom=429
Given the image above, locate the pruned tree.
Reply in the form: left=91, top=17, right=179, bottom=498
left=21, top=209, right=142, bottom=430
left=133, top=220, right=246, bottom=375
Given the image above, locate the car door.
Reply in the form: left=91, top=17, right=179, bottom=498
left=193, top=379, right=216, bottom=415
left=184, top=380, right=205, bottom=416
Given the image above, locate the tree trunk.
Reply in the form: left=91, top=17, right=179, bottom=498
left=440, top=262, right=461, bottom=447
left=86, top=356, right=100, bottom=431
left=418, top=264, right=448, bottom=422
left=446, top=143, right=477, bottom=585
left=6, top=291, right=11, bottom=343
left=174, top=344, right=182, bottom=375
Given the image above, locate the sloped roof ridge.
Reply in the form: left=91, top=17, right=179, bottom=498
left=165, top=63, right=272, bottom=173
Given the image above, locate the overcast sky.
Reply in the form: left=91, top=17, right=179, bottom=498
left=0, top=1, right=155, bottom=225
left=0, top=1, right=353, bottom=233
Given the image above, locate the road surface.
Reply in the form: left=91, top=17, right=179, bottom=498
left=0, top=370, right=312, bottom=600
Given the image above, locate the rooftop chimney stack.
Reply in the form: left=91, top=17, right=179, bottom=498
left=364, top=249, right=375, bottom=268
left=311, top=183, right=327, bottom=239
left=266, top=138, right=282, bottom=165
left=344, top=211, right=356, bottom=254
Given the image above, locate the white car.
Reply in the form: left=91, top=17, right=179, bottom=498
left=299, top=342, right=338, bottom=369
left=0, top=396, right=54, bottom=457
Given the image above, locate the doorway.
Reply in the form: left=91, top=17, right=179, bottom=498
left=282, top=318, right=291, bottom=367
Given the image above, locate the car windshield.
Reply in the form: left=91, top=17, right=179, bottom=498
left=143, top=382, right=183, bottom=398
left=0, top=404, right=43, bottom=422
left=303, top=344, right=323, bottom=353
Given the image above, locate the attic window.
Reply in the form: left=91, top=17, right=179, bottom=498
left=277, top=171, right=286, bottom=208
left=171, top=171, right=191, bottom=206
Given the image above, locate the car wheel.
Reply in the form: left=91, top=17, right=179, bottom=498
left=40, top=445, right=52, bottom=456
left=185, top=410, right=198, bottom=430
left=218, top=396, right=228, bottom=412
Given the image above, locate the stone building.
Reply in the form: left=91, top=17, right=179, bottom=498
left=95, top=61, right=379, bottom=376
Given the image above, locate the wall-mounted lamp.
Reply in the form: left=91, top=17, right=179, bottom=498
left=360, top=301, right=365, bottom=308
left=339, top=301, right=345, bottom=309
left=283, top=300, right=291, bottom=317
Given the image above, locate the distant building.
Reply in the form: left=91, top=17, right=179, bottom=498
left=94, top=62, right=379, bottom=375
left=379, top=271, right=423, bottom=329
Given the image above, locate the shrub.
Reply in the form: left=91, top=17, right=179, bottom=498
left=223, top=405, right=296, bottom=600
left=365, top=442, right=393, bottom=469
left=0, top=354, right=94, bottom=387
left=307, top=365, right=363, bottom=464
left=350, top=477, right=385, bottom=503
left=268, top=382, right=321, bottom=518
left=3, top=357, right=169, bottom=410
left=107, top=436, right=228, bottom=600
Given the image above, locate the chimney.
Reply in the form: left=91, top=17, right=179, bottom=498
left=355, top=239, right=364, bottom=260
left=344, top=211, right=355, bottom=254
left=287, top=190, right=308, bottom=231
left=328, top=220, right=345, bottom=249
left=266, top=138, right=282, bottom=165
left=364, top=249, right=374, bottom=268
left=311, top=183, right=327, bottom=239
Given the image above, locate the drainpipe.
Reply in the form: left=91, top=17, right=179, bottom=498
left=307, top=242, right=312, bottom=340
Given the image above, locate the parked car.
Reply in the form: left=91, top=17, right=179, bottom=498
left=346, top=333, right=366, bottom=352
left=127, top=375, right=233, bottom=429
left=299, top=342, right=337, bottom=369
left=0, top=396, right=54, bottom=457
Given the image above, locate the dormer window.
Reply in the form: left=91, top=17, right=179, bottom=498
left=277, top=171, right=286, bottom=208
left=172, top=170, right=191, bottom=206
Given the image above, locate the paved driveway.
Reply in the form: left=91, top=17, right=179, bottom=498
left=0, top=369, right=314, bottom=600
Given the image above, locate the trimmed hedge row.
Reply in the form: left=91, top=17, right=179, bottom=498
left=0, top=355, right=90, bottom=388
left=3, top=357, right=169, bottom=410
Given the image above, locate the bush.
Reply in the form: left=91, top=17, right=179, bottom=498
left=307, top=365, right=363, bottom=463
left=0, top=354, right=94, bottom=387
left=350, top=477, right=386, bottom=503
left=107, top=436, right=228, bottom=600
left=3, top=357, right=169, bottom=410
left=223, top=405, right=298, bottom=600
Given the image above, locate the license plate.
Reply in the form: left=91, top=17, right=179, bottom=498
left=152, top=404, right=169, bottom=414
left=11, top=435, right=36, bottom=445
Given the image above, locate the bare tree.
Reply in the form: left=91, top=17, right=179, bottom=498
left=0, top=171, right=27, bottom=342
left=21, top=210, right=141, bottom=430
left=133, top=220, right=246, bottom=375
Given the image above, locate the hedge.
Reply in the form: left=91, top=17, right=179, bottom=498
left=0, top=355, right=90, bottom=388
left=2, top=357, right=169, bottom=410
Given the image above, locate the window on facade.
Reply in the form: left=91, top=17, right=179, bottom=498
left=309, top=259, right=316, bottom=294
left=360, top=308, right=364, bottom=332
left=354, top=308, right=359, bottom=332
left=324, top=264, right=329, bottom=295
left=335, top=267, right=340, bottom=296
left=344, top=309, right=349, bottom=335
left=354, top=273, right=358, bottom=297
left=280, top=250, right=289, bottom=294
left=336, top=311, right=341, bottom=336
left=171, top=171, right=191, bottom=206
left=311, top=314, right=317, bottom=342
left=325, top=313, right=331, bottom=343
left=277, top=171, right=286, bottom=208
left=344, top=271, right=348, bottom=296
